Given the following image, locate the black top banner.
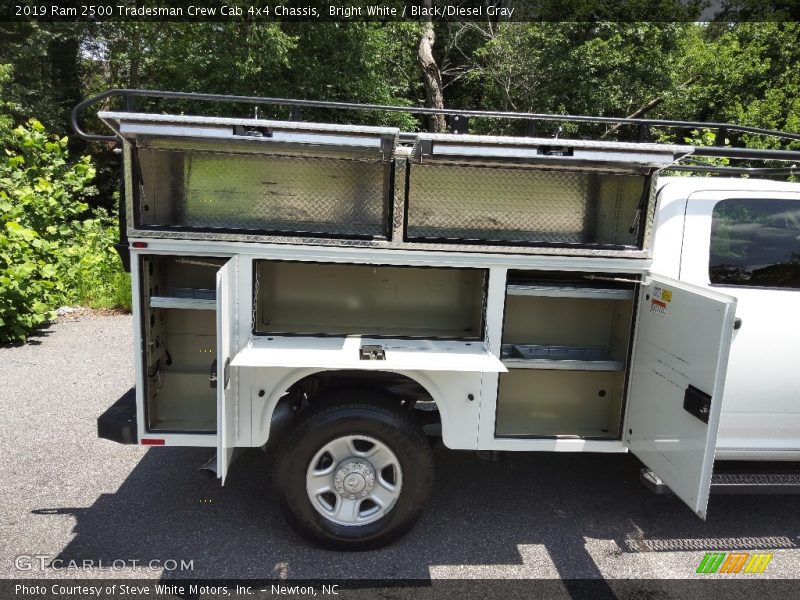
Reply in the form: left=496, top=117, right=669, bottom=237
left=1, top=0, right=799, bottom=23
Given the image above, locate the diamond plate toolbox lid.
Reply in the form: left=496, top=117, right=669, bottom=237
left=101, top=112, right=400, bottom=239
left=413, top=132, right=691, bottom=171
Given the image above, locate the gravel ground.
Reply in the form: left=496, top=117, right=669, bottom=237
left=1, top=315, right=799, bottom=586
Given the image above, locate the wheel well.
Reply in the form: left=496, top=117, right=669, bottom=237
left=267, top=371, right=441, bottom=446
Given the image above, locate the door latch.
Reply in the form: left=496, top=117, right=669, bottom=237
left=209, top=359, right=217, bottom=389
left=683, top=385, right=711, bottom=424
left=211, top=357, right=232, bottom=388
left=360, top=345, right=386, bottom=360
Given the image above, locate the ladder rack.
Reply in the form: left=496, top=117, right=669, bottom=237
left=73, top=89, right=800, bottom=169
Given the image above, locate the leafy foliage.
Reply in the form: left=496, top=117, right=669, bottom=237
left=0, top=117, right=128, bottom=343
left=661, top=23, right=800, bottom=149
left=60, top=205, right=131, bottom=312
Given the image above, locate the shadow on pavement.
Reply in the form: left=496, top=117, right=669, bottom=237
left=31, top=442, right=800, bottom=583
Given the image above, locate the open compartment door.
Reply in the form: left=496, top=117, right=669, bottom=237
left=625, top=274, right=735, bottom=517
left=216, top=256, right=238, bottom=483
left=232, top=336, right=505, bottom=373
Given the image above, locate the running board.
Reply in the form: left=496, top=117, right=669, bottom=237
left=710, top=470, right=800, bottom=494
left=640, top=467, right=800, bottom=496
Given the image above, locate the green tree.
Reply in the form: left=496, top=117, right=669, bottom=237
left=0, top=22, right=86, bottom=146
left=661, top=22, right=800, bottom=150
left=448, top=22, right=692, bottom=136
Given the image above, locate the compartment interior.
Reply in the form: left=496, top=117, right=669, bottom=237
left=496, top=370, right=626, bottom=438
left=496, top=270, right=636, bottom=438
left=253, top=261, right=486, bottom=339
left=406, top=165, right=647, bottom=248
left=135, top=145, right=390, bottom=238
left=142, top=255, right=227, bottom=433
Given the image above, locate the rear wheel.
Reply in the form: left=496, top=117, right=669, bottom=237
left=273, top=391, right=433, bottom=550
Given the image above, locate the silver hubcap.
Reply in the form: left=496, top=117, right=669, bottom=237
left=306, top=435, right=403, bottom=526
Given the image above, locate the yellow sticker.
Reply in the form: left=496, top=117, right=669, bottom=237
left=661, top=289, right=672, bottom=302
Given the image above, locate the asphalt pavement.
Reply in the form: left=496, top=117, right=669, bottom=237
left=1, top=315, right=799, bottom=585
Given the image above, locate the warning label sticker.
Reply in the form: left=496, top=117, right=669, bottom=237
left=650, top=298, right=667, bottom=317
left=653, top=286, right=673, bottom=303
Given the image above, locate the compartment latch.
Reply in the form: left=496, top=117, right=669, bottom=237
left=209, top=359, right=217, bottom=389
left=683, top=385, right=711, bottom=424
left=233, top=125, right=273, bottom=138
left=360, top=345, right=386, bottom=361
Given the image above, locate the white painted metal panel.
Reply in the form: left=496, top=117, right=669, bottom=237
left=678, top=190, right=800, bottom=458
left=625, top=274, right=735, bottom=517
left=129, top=238, right=653, bottom=273
left=231, top=335, right=506, bottom=373
left=216, top=257, right=239, bottom=483
left=248, top=367, right=485, bottom=450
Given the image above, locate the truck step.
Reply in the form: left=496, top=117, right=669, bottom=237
left=711, top=469, right=800, bottom=494
left=640, top=465, right=800, bottom=496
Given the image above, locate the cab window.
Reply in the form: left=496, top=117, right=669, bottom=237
left=709, top=198, right=800, bottom=289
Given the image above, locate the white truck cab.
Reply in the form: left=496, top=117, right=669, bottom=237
left=73, top=91, right=800, bottom=549
left=653, top=178, right=800, bottom=460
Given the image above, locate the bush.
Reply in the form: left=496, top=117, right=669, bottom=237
left=0, top=118, right=130, bottom=343
left=61, top=206, right=131, bottom=310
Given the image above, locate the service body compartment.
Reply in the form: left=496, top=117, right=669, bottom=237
left=407, top=166, right=647, bottom=247
left=252, top=260, right=486, bottom=339
left=495, top=270, right=635, bottom=439
left=140, top=255, right=228, bottom=433
left=100, top=112, right=399, bottom=239
left=497, top=369, right=626, bottom=438
left=99, top=108, right=739, bottom=525
left=136, top=145, right=390, bottom=238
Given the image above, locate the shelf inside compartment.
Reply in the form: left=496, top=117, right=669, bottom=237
left=506, top=282, right=634, bottom=300
left=495, top=369, right=624, bottom=439
left=501, top=344, right=624, bottom=371
left=502, top=271, right=635, bottom=372
left=150, top=288, right=216, bottom=310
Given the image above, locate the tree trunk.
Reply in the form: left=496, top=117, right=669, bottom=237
left=417, top=5, right=446, bottom=133
left=47, top=28, right=83, bottom=153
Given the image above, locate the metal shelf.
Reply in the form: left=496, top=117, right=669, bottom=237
left=149, top=296, right=215, bottom=310
left=506, top=283, right=634, bottom=300
left=500, top=344, right=624, bottom=371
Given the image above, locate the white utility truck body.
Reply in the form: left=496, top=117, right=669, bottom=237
left=77, top=92, right=800, bottom=549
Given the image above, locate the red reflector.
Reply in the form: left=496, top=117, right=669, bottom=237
left=141, top=438, right=165, bottom=446
left=131, top=241, right=148, bottom=248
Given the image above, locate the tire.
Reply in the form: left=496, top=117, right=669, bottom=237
left=272, top=389, right=434, bottom=550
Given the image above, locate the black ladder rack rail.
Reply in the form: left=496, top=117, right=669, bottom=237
left=73, top=88, right=800, bottom=167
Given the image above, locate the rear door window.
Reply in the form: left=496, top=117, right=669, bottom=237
left=709, top=198, right=800, bottom=290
